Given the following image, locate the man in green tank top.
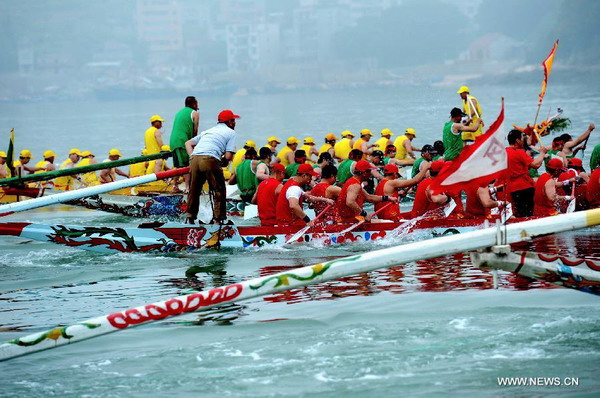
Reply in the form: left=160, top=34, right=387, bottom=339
left=336, top=149, right=363, bottom=185
left=170, top=96, right=199, bottom=191
left=411, top=144, right=436, bottom=178
left=235, top=148, right=259, bottom=202
left=443, top=108, right=482, bottom=161
left=285, top=150, right=307, bottom=178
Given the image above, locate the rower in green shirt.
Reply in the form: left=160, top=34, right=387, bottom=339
left=411, top=144, right=436, bottom=179
left=443, top=108, right=482, bottom=161
left=336, top=149, right=363, bottom=185
left=285, top=150, right=307, bottom=178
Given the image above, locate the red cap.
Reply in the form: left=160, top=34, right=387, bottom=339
left=297, top=163, right=318, bottom=176
left=383, top=164, right=399, bottom=174
left=558, top=170, right=576, bottom=182
left=271, top=163, right=285, bottom=173
left=355, top=160, right=377, bottom=172
left=547, top=158, right=565, bottom=170
left=218, top=109, right=240, bottom=122
left=568, top=158, right=583, bottom=167
left=430, top=159, right=446, bottom=172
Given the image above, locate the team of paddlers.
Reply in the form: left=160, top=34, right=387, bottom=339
left=2, top=86, right=600, bottom=227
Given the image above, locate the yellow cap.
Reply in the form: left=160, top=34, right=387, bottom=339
left=457, top=86, right=470, bottom=94
left=81, top=150, right=94, bottom=157
left=43, top=150, right=58, bottom=159
left=381, top=128, right=394, bottom=137
left=0, top=151, right=7, bottom=158
left=244, top=140, right=256, bottom=148
left=405, top=128, right=416, bottom=137
left=287, top=136, right=301, bottom=144
left=69, top=148, right=82, bottom=156
left=267, top=136, right=281, bottom=144
left=360, top=129, right=373, bottom=136
left=325, top=133, right=339, bottom=141
left=341, top=130, right=354, bottom=137
left=304, top=137, right=315, bottom=144
left=150, top=114, right=165, bottom=123
left=160, top=144, right=170, bottom=151
left=141, top=149, right=148, bottom=156
left=109, top=148, right=123, bottom=157
left=19, top=149, right=32, bottom=158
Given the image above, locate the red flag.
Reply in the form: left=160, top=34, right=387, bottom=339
left=538, top=40, right=559, bottom=106
left=430, top=99, right=506, bottom=195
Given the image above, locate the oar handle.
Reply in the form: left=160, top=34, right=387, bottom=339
left=313, top=202, right=335, bottom=224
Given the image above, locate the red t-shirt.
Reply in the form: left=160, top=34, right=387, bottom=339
left=336, top=176, right=365, bottom=223
left=533, top=173, right=557, bottom=216
left=587, top=169, right=600, bottom=207
left=256, top=178, right=281, bottom=226
left=276, top=179, right=304, bottom=225
left=506, top=147, right=535, bottom=193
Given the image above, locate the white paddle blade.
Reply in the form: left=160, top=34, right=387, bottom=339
left=567, top=198, right=576, bottom=214
left=443, top=200, right=457, bottom=218
left=285, top=225, right=310, bottom=244
left=243, top=204, right=258, bottom=220
left=501, top=203, right=513, bottom=224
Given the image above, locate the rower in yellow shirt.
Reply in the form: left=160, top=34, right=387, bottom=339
left=13, top=149, right=42, bottom=177
left=353, top=129, right=375, bottom=159
left=264, top=136, right=281, bottom=155
left=393, top=128, right=420, bottom=165
left=457, top=86, right=483, bottom=144
left=334, top=130, right=355, bottom=160
left=319, top=133, right=338, bottom=159
left=79, top=150, right=100, bottom=186
left=277, top=137, right=300, bottom=166
left=374, top=129, right=394, bottom=152
left=232, top=140, right=256, bottom=170
left=54, top=148, right=82, bottom=190
left=300, top=137, right=319, bottom=164
left=0, top=151, right=10, bottom=179
left=144, top=115, right=165, bottom=155
left=129, top=149, right=149, bottom=178
left=34, top=150, right=58, bottom=173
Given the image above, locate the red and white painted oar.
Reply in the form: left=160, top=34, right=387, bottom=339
left=0, top=167, right=189, bottom=217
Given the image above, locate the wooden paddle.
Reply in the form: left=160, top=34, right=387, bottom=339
left=337, top=202, right=394, bottom=235
left=285, top=203, right=334, bottom=244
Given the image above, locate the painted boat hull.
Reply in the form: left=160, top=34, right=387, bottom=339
left=0, top=217, right=535, bottom=254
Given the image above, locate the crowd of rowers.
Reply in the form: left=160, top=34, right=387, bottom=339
left=223, top=122, right=599, bottom=227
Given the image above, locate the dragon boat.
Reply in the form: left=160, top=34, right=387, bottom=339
left=0, top=216, right=534, bottom=254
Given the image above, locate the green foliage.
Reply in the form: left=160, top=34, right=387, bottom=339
left=549, top=117, right=571, bottom=133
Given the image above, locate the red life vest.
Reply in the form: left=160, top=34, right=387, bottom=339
left=374, top=179, right=401, bottom=221
left=336, top=176, right=365, bottom=223
left=411, top=178, right=440, bottom=217
left=533, top=173, right=558, bottom=216
left=276, top=178, right=305, bottom=225
left=464, top=183, right=489, bottom=218
left=309, top=182, right=331, bottom=219
left=587, top=169, right=600, bottom=207
left=256, top=178, right=281, bottom=226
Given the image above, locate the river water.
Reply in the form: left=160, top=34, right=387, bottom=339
left=1, top=84, right=600, bottom=397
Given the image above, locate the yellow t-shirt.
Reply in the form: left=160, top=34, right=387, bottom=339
left=144, top=126, right=161, bottom=154
left=463, top=95, right=483, bottom=139
left=79, top=158, right=100, bottom=186
left=54, top=159, right=77, bottom=190
left=231, top=149, right=246, bottom=170
left=318, top=143, right=333, bottom=156
left=334, top=138, right=353, bottom=160
left=394, top=135, right=410, bottom=160
left=300, top=144, right=316, bottom=163
left=129, top=162, right=148, bottom=177
left=374, top=137, right=390, bottom=152
left=277, top=146, right=293, bottom=167
left=34, top=160, right=50, bottom=173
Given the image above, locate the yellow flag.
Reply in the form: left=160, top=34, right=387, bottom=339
left=538, top=40, right=559, bottom=106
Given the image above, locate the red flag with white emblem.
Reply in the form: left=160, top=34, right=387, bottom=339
left=430, top=99, right=506, bottom=195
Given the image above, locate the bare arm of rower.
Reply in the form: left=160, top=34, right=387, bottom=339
left=370, top=168, right=384, bottom=180
left=564, top=123, right=595, bottom=151
left=455, top=119, right=482, bottom=133
left=530, top=147, right=548, bottom=169
left=192, top=111, right=199, bottom=137
left=346, top=184, right=364, bottom=213
left=477, top=186, right=500, bottom=208
left=115, top=168, right=129, bottom=178
left=185, top=139, right=196, bottom=155
left=285, top=151, right=295, bottom=165
left=403, top=139, right=417, bottom=159
left=288, top=197, right=309, bottom=222
left=304, top=193, right=335, bottom=205
left=255, top=162, right=270, bottom=181
left=154, top=129, right=164, bottom=148
left=389, top=165, right=428, bottom=191
left=544, top=179, right=561, bottom=202
left=326, top=185, right=341, bottom=199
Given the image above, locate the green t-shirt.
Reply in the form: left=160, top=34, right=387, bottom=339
left=411, top=157, right=425, bottom=178
left=443, top=121, right=463, bottom=161
left=337, top=159, right=354, bottom=185
left=169, top=106, right=194, bottom=150
left=285, top=163, right=300, bottom=178
left=590, top=144, right=600, bottom=171
left=236, top=159, right=258, bottom=195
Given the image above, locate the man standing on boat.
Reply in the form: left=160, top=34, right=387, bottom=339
left=443, top=108, right=482, bottom=161
left=336, top=160, right=398, bottom=223
left=276, top=163, right=334, bottom=226
left=185, top=109, right=238, bottom=224
left=457, top=86, right=483, bottom=143
left=145, top=115, right=165, bottom=155
left=505, top=130, right=547, bottom=217
left=170, top=96, right=200, bottom=191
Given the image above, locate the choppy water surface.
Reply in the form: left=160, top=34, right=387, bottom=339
left=1, top=86, right=600, bottom=396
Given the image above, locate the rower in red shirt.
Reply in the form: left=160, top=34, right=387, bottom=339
left=252, top=163, right=286, bottom=226
left=276, top=163, right=334, bottom=226
left=505, top=129, right=547, bottom=217
left=309, top=164, right=341, bottom=223
left=558, top=157, right=589, bottom=211
left=410, top=160, right=463, bottom=218
left=533, top=158, right=574, bottom=217
left=374, top=163, right=428, bottom=221
left=336, top=160, right=398, bottom=223
left=464, top=179, right=505, bottom=218
left=587, top=167, right=600, bottom=208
